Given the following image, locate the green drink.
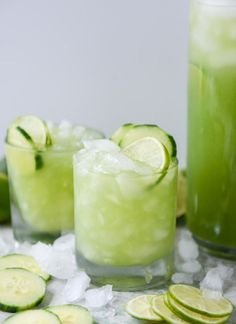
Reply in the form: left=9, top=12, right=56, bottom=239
left=187, top=0, right=236, bottom=257
left=5, top=116, right=103, bottom=243
left=74, top=125, right=178, bottom=290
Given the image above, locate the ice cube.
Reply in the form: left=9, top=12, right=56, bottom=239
left=180, top=260, right=202, bottom=274
left=92, top=306, right=116, bottom=320
left=85, top=285, right=113, bottom=308
left=215, top=264, right=234, bottom=281
left=202, top=289, right=223, bottom=300
left=29, top=242, right=77, bottom=279
left=200, top=268, right=223, bottom=292
left=14, top=241, right=32, bottom=254
left=53, top=233, right=75, bottom=252
left=172, top=272, right=194, bottom=284
left=83, top=139, right=120, bottom=152
left=63, top=272, right=91, bottom=302
left=178, top=237, right=199, bottom=261
left=73, top=126, right=86, bottom=138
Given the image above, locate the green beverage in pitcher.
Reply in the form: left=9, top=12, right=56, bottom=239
left=5, top=115, right=103, bottom=243
left=74, top=124, right=178, bottom=290
left=187, top=0, right=236, bottom=257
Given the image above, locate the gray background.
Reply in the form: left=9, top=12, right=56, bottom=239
left=0, top=0, right=189, bottom=165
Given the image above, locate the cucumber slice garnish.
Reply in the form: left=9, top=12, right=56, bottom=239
left=7, top=116, right=51, bottom=149
left=47, top=304, right=93, bottom=324
left=6, top=116, right=51, bottom=174
left=111, top=123, right=134, bottom=145
left=123, top=137, right=170, bottom=171
left=4, top=309, right=61, bottom=323
left=169, top=284, right=233, bottom=317
left=0, top=172, right=10, bottom=223
left=0, top=254, right=50, bottom=281
left=120, top=124, right=177, bottom=158
left=0, top=268, right=46, bottom=312
left=167, top=293, right=229, bottom=324
left=126, top=295, right=163, bottom=321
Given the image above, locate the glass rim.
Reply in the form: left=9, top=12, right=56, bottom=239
left=4, top=141, right=80, bottom=154
left=73, top=156, right=178, bottom=178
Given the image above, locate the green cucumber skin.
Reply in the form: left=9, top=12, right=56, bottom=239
left=35, top=154, right=43, bottom=170
left=120, top=124, right=177, bottom=157
left=111, top=123, right=134, bottom=146
left=0, top=295, right=44, bottom=313
left=4, top=309, right=62, bottom=323
left=16, top=127, right=33, bottom=144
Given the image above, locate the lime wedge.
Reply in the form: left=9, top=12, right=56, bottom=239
left=123, top=137, right=170, bottom=171
left=0, top=172, right=10, bottom=223
left=167, top=293, right=229, bottom=324
left=111, top=123, right=134, bottom=145
left=7, top=115, right=51, bottom=149
left=126, top=295, right=163, bottom=321
left=169, top=285, right=233, bottom=317
left=152, top=294, right=189, bottom=323
left=177, top=169, right=187, bottom=218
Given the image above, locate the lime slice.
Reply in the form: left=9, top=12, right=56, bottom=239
left=0, top=172, right=10, bottom=223
left=111, top=123, right=134, bottom=145
left=123, top=137, right=170, bottom=171
left=167, top=293, right=229, bottom=324
left=177, top=169, right=187, bottom=218
left=7, top=115, right=51, bottom=149
left=120, top=124, right=177, bottom=158
left=126, top=295, right=163, bottom=321
left=152, top=294, right=189, bottom=323
left=169, top=285, right=233, bottom=317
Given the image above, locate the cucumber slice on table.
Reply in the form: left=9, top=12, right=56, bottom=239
left=6, top=116, right=52, bottom=174
left=47, top=304, right=93, bottom=324
left=120, top=124, right=177, bottom=158
left=0, top=254, right=50, bottom=281
left=0, top=268, right=46, bottom=312
left=111, top=123, right=134, bottom=145
left=4, top=309, right=61, bottom=324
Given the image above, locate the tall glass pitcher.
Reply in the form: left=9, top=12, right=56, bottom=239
left=187, top=0, right=236, bottom=258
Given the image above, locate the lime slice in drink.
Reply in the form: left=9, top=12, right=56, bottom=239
left=7, top=115, right=51, bottom=149
left=177, top=169, right=187, bottom=218
left=123, top=137, right=170, bottom=172
left=120, top=124, right=177, bottom=158
left=111, top=123, right=134, bottom=145
left=167, top=293, right=229, bottom=324
left=152, top=294, right=189, bottom=323
left=126, top=295, right=163, bottom=321
left=0, top=172, right=10, bottom=223
left=169, top=284, right=233, bottom=317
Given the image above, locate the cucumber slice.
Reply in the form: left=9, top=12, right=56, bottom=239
left=47, top=304, right=93, bottom=324
left=7, top=116, right=51, bottom=149
left=120, top=124, right=177, bottom=157
left=4, top=309, right=61, bottom=323
left=111, top=123, right=134, bottom=145
left=0, top=268, right=46, bottom=312
left=0, top=254, right=50, bottom=281
left=0, top=172, right=10, bottom=223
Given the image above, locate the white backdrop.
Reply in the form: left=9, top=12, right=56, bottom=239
left=0, top=0, right=189, bottom=165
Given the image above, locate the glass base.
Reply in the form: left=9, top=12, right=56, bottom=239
left=193, top=235, right=236, bottom=260
left=76, top=250, right=173, bottom=291
left=11, top=207, right=60, bottom=244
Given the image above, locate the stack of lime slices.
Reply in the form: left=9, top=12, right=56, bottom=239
left=126, top=284, right=233, bottom=323
left=112, top=123, right=177, bottom=175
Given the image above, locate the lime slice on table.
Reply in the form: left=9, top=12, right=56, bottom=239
left=6, top=116, right=52, bottom=174
left=169, top=284, right=233, bottom=317
left=119, top=124, right=177, bottom=158
left=152, top=294, right=189, bottom=323
left=123, top=137, right=170, bottom=172
left=0, top=172, right=10, bottom=223
left=167, top=293, right=230, bottom=324
left=126, top=294, right=163, bottom=321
